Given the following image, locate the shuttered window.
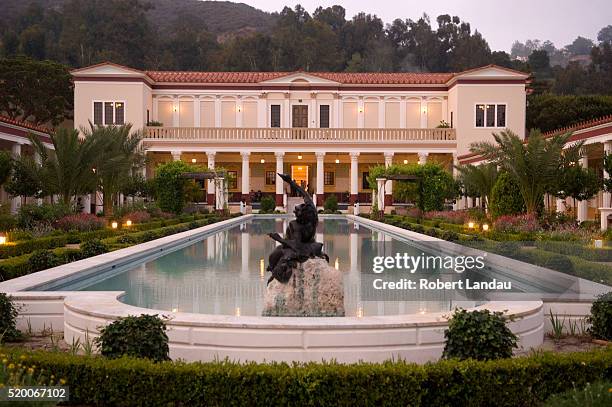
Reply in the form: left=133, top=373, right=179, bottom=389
left=319, top=105, right=330, bottom=128
left=270, top=105, right=281, bottom=127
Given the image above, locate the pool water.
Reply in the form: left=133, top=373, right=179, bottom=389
left=50, top=217, right=557, bottom=317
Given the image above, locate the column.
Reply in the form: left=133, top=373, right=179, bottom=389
left=556, top=197, right=566, bottom=213
left=309, top=94, right=316, bottom=128
left=171, top=151, right=182, bottom=161
left=236, top=98, right=243, bottom=128
left=357, top=99, right=364, bottom=128
left=275, top=152, right=285, bottom=210
left=10, top=143, right=21, bottom=214
left=332, top=95, right=340, bottom=128
left=418, top=152, right=428, bottom=165
left=399, top=97, right=406, bottom=128
left=378, top=98, right=385, bottom=129
left=257, top=94, right=267, bottom=127
left=577, top=155, right=589, bottom=223
left=604, top=141, right=612, bottom=207
left=240, top=151, right=250, bottom=204
left=452, top=153, right=462, bottom=210
left=34, top=152, right=42, bottom=206
left=194, top=97, right=201, bottom=127
left=420, top=99, right=428, bottom=128
left=384, top=152, right=394, bottom=208
left=349, top=152, right=359, bottom=204
left=82, top=194, right=91, bottom=214
left=315, top=152, right=325, bottom=207
left=207, top=152, right=216, bottom=205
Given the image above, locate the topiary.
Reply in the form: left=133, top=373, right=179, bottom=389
left=260, top=195, right=276, bottom=213
left=587, top=292, right=612, bottom=341
left=0, top=293, right=21, bottom=342
left=323, top=195, right=339, bottom=213
left=27, top=249, right=61, bottom=272
left=490, top=172, right=526, bottom=218
left=80, top=239, right=109, bottom=258
left=443, top=308, right=518, bottom=361
left=95, top=314, right=170, bottom=362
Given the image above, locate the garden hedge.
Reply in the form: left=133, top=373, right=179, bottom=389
left=0, top=214, right=233, bottom=281
left=1, top=347, right=611, bottom=406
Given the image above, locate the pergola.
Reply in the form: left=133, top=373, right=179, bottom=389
left=182, top=171, right=228, bottom=211
left=375, top=174, right=422, bottom=213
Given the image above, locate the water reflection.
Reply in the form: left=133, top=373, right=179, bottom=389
left=81, top=218, right=481, bottom=316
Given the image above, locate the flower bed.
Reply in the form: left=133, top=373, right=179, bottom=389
left=0, top=347, right=610, bottom=406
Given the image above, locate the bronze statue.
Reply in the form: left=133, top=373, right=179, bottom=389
left=267, top=173, right=329, bottom=285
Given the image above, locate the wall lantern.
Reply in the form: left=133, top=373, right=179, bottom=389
left=335, top=159, right=340, bottom=164
left=172, top=105, right=178, bottom=112
left=237, top=105, right=242, bottom=113
left=191, top=158, right=197, bottom=163
left=358, top=105, right=364, bottom=113
left=422, top=106, right=428, bottom=114
left=403, top=159, right=408, bottom=164
left=298, top=154, right=303, bottom=160
left=260, top=158, right=265, bottom=164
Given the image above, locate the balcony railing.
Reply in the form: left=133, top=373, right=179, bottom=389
left=143, top=127, right=456, bottom=142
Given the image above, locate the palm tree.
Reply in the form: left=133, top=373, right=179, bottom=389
left=470, top=129, right=574, bottom=215
left=83, top=124, right=144, bottom=217
left=455, top=163, right=498, bottom=210
left=29, top=127, right=98, bottom=205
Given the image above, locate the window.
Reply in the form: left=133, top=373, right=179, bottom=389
left=362, top=172, right=370, bottom=190
left=94, top=101, right=125, bottom=125
left=265, top=171, right=276, bottom=185
left=228, top=171, right=238, bottom=190
left=324, top=171, right=334, bottom=185
left=496, top=104, right=506, bottom=127
left=270, top=105, right=281, bottom=127
left=475, top=104, right=506, bottom=128
left=319, top=105, right=330, bottom=128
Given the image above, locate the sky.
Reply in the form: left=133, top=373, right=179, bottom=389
left=239, top=0, right=612, bottom=52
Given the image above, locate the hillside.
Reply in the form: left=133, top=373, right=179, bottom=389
left=0, top=0, right=276, bottom=36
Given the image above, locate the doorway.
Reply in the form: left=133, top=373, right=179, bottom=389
left=292, top=105, right=308, bottom=128
left=291, top=164, right=310, bottom=194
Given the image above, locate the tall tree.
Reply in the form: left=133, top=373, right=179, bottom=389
left=0, top=56, right=73, bottom=126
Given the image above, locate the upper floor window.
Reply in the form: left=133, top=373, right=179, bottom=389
left=94, top=101, right=125, bottom=126
left=319, top=105, right=330, bottom=128
left=475, top=104, right=506, bottom=128
left=270, top=105, right=281, bottom=128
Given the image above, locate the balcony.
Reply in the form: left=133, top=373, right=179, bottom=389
left=143, top=127, right=456, bottom=143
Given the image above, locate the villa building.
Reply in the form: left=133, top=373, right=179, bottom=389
left=0, top=116, right=53, bottom=213
left=71, top=62, right=529, bottom=212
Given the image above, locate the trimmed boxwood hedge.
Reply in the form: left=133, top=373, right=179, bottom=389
left=1, top=347, right=611, bottom=406
left=0, top=214, right=234, bottom=281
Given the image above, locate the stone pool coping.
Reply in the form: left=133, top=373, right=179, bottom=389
left=0, top=213, right=605, bottom=363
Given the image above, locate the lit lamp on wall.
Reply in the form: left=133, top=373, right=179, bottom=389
left=191, top=158, right=197, bottom=164
left=172, top=105, right=178, bottom=112
left=403, top=159, right=408, bottom=164
left=358, top=105, right=364, bottom=113
left=297, top=154, right=303, bottom=160
left=422, top=106, right=428, bottom=115
left=260, top=158, right=265, bottom=164
left=0, top=234, right=6, bottom=245
left=237, top=105, right=242, bottom=113
left=111, top=221, right=118, bottom=229
left=335, top=158, right=340, bottom=164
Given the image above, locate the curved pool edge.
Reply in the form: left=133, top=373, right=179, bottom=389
left=11, top=290, right=544, bottom=363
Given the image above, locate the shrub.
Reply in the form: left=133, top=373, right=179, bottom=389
left=542, top=381, right=612, bottom=407
left=443, top=308, right=518, bottom=361
left=154, top=161, right=197, bottom=214
left=95, top=314, right=170, bottom=362
left=494, top=213, right=540, bottom=234
left=0, top=293, right=21, bottom=342
left=80, top=239, right=109, bottom=258
left=490, top=172, right=526, bottom=218
left=259, top=195, right=276, bottom=213
left=55, top=213, right=105, bottom=232
left=0, top=352, right=66, bottom=391
left=588, top=292, right=612, bottom=341
left=27, top=249, right=61, bottom=272
left=424, top=210, right=469, bottom=224
left=122, top=210, right=151, bottom=224
left=324, top=195, right=339, bottom=212
left=17, top=203, right=72, bottom=229
left=2, top=347, right=612, bottom=406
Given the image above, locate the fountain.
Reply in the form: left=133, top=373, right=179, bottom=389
left=262, top=173, right=345, bottom=316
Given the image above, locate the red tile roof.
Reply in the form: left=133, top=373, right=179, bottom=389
left=0, top=115, right=50, bottom=134
left=144, top=70, right=455, bottom=85
left=542, top=114, right=612, bottom=138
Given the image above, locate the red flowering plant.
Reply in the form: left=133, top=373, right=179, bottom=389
left=55, top=213, right=105, bottom=232
left=493, top=214, right=540, bottom=234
